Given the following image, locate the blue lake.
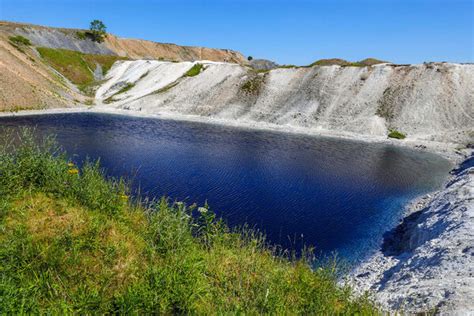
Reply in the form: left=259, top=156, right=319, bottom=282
left=0, top=113, right=452, bottom=263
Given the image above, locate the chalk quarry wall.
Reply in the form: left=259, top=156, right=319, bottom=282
left=96, top=60, right=474, bottom=144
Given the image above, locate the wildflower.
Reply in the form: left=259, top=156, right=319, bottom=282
left=120, top=194, right=129, bottom=201
left=67, top=162, right=75, bottom=167
left=68, top=168, right=79, bottom=175
left=198, top=207, right=208, bottom=214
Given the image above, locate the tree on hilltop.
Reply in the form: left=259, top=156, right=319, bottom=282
left=89, top=20, right=107, bottom=43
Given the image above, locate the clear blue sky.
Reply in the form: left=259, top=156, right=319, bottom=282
left=1, top=0, right=473, bottom=65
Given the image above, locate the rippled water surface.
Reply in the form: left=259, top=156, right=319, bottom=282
left=0, top=113, right=452, bottom=262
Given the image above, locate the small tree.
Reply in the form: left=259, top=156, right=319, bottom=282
left=247, top=56, right=253, bottom=61
left=89, top=20, right=107, bottom=43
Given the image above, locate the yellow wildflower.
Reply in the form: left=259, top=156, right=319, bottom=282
left=120, top=194, right=129, bottom=201
left=67, top=162, right=75, bottom=167
left=68, top=168, right=79, bottom=175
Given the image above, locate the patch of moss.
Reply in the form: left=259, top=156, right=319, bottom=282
left=103, top=96, right=116, bottom=104
left=376, top=87, right=396, bottom=120
left=185, top=63, right=204, bottom=77
left=138, top=71, right=149, bottom=81
left=309, top=58, right=388, bottom=68
left=240, top=75, right=265, bottom=96
left=388, top=129, right=406, bottom=139
left=115, top=83, right=135, bottom=95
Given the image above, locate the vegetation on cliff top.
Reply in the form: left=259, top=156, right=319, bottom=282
left=0, top=129, right=377, bottom=314
left=89, top=20, right=107, bottom=43
left=309, top=58, right=387, bottom=67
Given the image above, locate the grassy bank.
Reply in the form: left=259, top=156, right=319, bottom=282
left=0, top=129, right=377, bottom=314
left=36, top=47, right=126, bottom=92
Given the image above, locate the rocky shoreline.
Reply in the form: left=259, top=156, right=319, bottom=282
left=350, top=154, right=474, bottom=314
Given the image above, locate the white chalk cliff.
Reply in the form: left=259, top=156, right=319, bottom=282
left=351, top=162, right=473, bottom=314
left=96, top=60, right=474, bottom=145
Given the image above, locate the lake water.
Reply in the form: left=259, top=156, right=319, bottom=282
left=0, top=113, right=452, bottom=263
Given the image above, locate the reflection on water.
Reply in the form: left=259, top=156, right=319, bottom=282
left=0, top=113, right=452, bottom=263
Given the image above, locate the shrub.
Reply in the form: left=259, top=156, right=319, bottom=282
left=8, top=35, right=31, bottom=46
left=185, top=63, right=204, bottom=77
left=75, top=31, right=87, bottom=40
left=388, top=129, right=406, bottom=139
left=248, top=56, right=253, bottom=61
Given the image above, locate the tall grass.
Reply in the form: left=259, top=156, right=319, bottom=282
left=0, top=128, right=377, bottom=314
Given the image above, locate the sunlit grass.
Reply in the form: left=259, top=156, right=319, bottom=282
left=36, top=47, right=127, bottom=92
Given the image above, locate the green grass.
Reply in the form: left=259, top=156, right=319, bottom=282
left=8, top=35, right=32, bottom=53
left=75, top=31, right=87, bottom=40
left=8, top=35, right=31, bottom=46
left=36, top=47, right=127, bottom=91
left=388, top=129, right=406, bottom=139
left=0, top=129, right=378, bottom=314
left=185, top=63, right=204, bottom=77
left=309, top=58, right=387, bottom=68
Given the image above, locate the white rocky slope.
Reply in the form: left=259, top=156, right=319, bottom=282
left=351, top=161, right=474, bottom=314
left=95, top=60, right=474, bottom=145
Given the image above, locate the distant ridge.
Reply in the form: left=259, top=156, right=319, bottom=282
left=310, top=57, right=388, bottom=67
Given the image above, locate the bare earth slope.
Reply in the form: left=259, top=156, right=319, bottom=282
left=0, top=31, right=82, bottom=111
left=95, top=60, right=474, bottom=145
